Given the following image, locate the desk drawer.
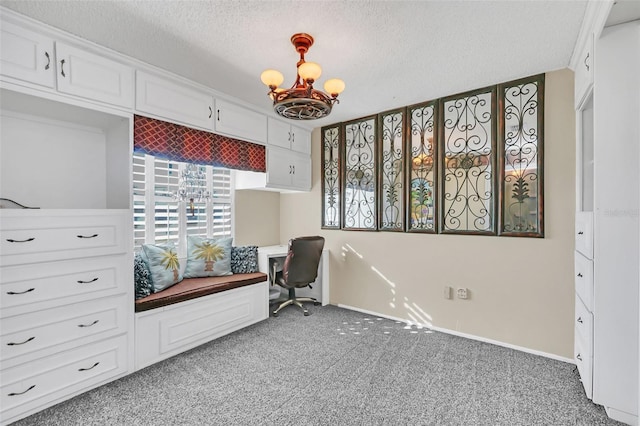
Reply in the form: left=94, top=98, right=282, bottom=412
left=575, top=212, right=593, bottom=259
left=574, top=297, right=593, bottom=353
left=0, top=211, right=129, bottom=265
left=1, top=335, right=128, bottom=418
left=575, top=331, right=593, bottom=400
left=1, top=255, right=128, bottom=315
left=574, top=252, right=594, bottom=311
left=1, top=295, right=127, bottom=361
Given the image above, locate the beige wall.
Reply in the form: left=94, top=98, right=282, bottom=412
left=279, top=69, right=576, bottom=358
left=234, top=189, right=280, bottom=246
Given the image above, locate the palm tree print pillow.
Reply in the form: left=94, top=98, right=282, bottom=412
left=184, top=236, right=233, bottom=278
left=142, top=243, right=184, bottom=292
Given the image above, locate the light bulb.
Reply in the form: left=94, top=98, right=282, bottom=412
left=260, top=69, right=284, bottom=88
left=298, top=62, right=322, bottom=82
left=324, top=78, right=345, bottom=96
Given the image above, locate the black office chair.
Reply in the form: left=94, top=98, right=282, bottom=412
left=271, top=236, right=325, bottom=317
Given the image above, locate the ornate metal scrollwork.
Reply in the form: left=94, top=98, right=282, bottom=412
left=321, top=125, right=341, bottom=228
left=408, top=102, right=437, bottom=232
left=379, top=110, right=404, bottom=231
left=343, top=117, right=377, bottom=229
left=442, top=90, right=495, bottom=233
left=501, top=76, right=543, bottom=236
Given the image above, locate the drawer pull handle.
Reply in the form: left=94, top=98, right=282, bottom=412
left=44, top=51, right=51, bottom=70
left=208, top=106, right=213, bottom=118
left=576, top=353, right=582, bottom=361
left=577, top=231, right=584, bottom=235
left=78, top=362, right=100, bottom=372
left=584, top=52, right=590, bottom=71
left=577, top=273, right=583, bottom=278
left=77, top=234, right=98, bottom=239
left=8, top=385, right=35, bottom=396
left=60, top=59, right=66, bottom=77
left=577, top=317, right=583, bottom=323
left=6, top=238, right=35, bottom=243
left=77, top=278, right=99, bottom=284
left=78, top=320, right=99, bottom=328
left=7, top=288, right=35, bottom=295
left=7, top=336, right=35, bottom=346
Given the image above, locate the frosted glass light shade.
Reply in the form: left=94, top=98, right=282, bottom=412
left=298, top=62, right=322, bottom=81
left=261, top=69, right=284, bottom=87
left=324, top=78, right=345, bottom=96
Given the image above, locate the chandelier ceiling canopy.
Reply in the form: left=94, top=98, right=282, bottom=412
left=260, top=33, right=345, bottom=121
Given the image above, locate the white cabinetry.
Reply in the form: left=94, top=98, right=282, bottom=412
left=214, top=98, right=267, bottom=144
left=135, top=71, right=214, bottom=130
left=574, top=20, right=639, bottom=426
left=56, top=42, right=134, bottom=108
left=267, top=147, right=312, bottom=191
left=0, top=19, right=55, bottom=88
left=267, top=117, right=311, bottom=154
left=574, top=33, right=594, bottom=109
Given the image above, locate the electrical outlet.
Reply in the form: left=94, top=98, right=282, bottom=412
left=457, top=288, right=468, bottom=299
left=444, top=286, right=452, bottom=299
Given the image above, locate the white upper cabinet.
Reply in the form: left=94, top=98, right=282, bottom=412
left=56, top=43, right=134, bottom=108
left=267, top=117, right=311, bottom=154
left=214, top=98, right=267, bottom=144
left=266, top=147, right=311, bottom=191
left=574, top=33, right=594, bottom=109
left=136, top=71, right=214, bottom=130
left=0, top=19, right=55, bottom=88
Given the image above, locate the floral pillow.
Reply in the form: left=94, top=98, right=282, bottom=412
left=231, top=246, right=259, bottom=274
left=134, top=252, right=154, bottom=299
left=183, top=236, right=233, bottom=278
left=141, top=243, right=183, bottom=292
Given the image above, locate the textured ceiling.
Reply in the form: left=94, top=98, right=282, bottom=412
left=0, top=0, right=588, bottom=128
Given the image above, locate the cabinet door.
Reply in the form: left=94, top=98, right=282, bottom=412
left=574, top=33, right=594, bottom=109
left=267, top=117, right=292, bottom=149
left=214, top=99, right=267, bottom=144
left=290, top=125, right=311, bottom=155
left=56, top=43, right=134, bottom=108
left=0, top=20, right=55, bottom=88
left=291, top=153, right=312, bottom=190
left=136, top=71, right=214, bottom=129
left=266, top=147, right=293, bottom=188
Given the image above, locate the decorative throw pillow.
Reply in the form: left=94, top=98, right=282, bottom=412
left=141, top=243, right=183, bottom=292
left=231, top=246, right=259, bottom=274
left=134, top=252, right=154, bottom=299
left=183, top=236, right=233, bottom=278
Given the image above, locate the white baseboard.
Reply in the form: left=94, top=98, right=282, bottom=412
left=337, top=303, right=575, bottom=364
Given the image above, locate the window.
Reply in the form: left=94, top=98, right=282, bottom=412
left=133, top=153, right=232, bottom=253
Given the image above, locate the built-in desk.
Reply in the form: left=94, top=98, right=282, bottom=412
left=257, top=245, right=330, bottom=307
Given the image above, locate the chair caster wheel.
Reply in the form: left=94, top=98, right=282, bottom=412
left=273, top=312, right=278, bottom=317
left=313, top=301, right=321, bottom=306
left=304, top=311, right=310, bottom=316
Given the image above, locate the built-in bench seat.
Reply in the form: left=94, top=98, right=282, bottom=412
left=135, top=272, right=267, bottom=312
left=134, top=272, right=269, bottom=370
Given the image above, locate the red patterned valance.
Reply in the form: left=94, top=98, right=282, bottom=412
left=134, top=115, right=266, bottom=172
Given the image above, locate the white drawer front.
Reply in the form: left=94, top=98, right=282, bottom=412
left=574, top=252, right=594, bottom=311
left=575, top=331, right=593, bottom=399
left=1, top=295, right=127, bottom=361
left=1, top=255, right=128, bottom=314
left=1, top=335, right=128, bottom=418
left=575, top=212, right=593, bottom=259
left=574, top=297, right=593, bottom=353
left=0, top=212, right=128, bottom=264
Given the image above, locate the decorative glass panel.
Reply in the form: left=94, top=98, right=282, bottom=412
left=501, top=75, right=544, bottom=236
left=343, top=117, right=377, bottom=230
left=379, top=110, right=404, bottom=231
left=441, top=90, right=495, bottom=233
left=408, top=102, right=437, bottom=232
left=322, top=125, right=341, bottom=228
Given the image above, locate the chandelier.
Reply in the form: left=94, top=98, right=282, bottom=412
left=173, top=163, right=210, bottom=216
left=260, top=33, right=345, bottom=120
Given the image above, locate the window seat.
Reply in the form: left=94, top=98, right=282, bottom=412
left=134, top=272, right=267, bottom=312
left=134, top=272, right=268, bottom=370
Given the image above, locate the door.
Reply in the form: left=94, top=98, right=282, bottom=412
left=0, top=20, right=55, bottom=88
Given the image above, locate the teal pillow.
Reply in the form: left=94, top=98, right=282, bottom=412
left=141, top=243, right=183, bottom=292
left=184, top=236, right=233, bottom=278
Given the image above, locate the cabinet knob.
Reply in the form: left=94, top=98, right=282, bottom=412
left=576, top=353, right=582, bottom=361
left=577, top=317, right=583, bottom=323
left=577, top=231, right=584, bottom=235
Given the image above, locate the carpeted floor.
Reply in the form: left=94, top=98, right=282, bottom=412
left=12, top=305, right=621, bottom=425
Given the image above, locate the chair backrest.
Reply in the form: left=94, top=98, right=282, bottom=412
left=282, top=236, right=325, bottom=288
